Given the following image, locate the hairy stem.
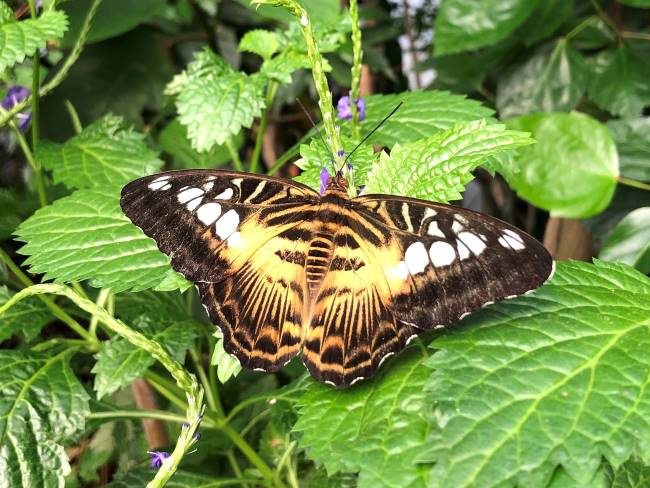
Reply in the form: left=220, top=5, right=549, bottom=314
left=226, top=138, right=244, bottom=171
left=349, top=0, right=363, bottom=140
left=250, top=80, right=279, bottom=173
left=618, top=176, right=650, bottom=191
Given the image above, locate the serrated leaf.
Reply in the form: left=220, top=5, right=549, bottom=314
left=239, top=29, right=280, bottom=60
left=364, top=120, right=533, bottom=202
left=170, top=49, right=265, bottom=152
left=600, top=207, right=650, bottom=274
left=38, top=114, right=163, bottom=190
left=0, top=286, right=52, bottom=342
left=607, top=117, right=650, bottom=181
left=211, top=329, right=241, bottom=384
left=0, top=350, right=90, bottom=487
left=260, top=50, right=312, bottom=84
left=357, top=91, right=494, bottom=148
left=14, top=187, right=189, bottom=293
left=419, top=260, right=650, bottom=488
left=587, top=45, right=650, bottom=118
left=497, top=40, right=588, bottom=119
left=506, top=112, right=619, bottom=218
left=107, top=468, right=231, bottom=487
left=93, top=319, right=199, bottom=399
left=294, top=348, right=430, bottom=488
left=609, top=458, right=650, bottom=487
left=294, top=137, right=378, bottom=191
left=158, top=119, right=239, bottom=169
left=0, top=10, right=68, bottom=71
left=434, top=0, right=540, bottom=55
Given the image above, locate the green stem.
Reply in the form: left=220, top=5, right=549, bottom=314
left=225, top=138, right=244, bottom=171
left=0, top=248, right=98, bottom=346
left=226, top=450, right=247, bottom=486
left=590, top=0, right=621, bottom=37
left=89, top=288, right=111, bottom=338
left=565, top=15, right=598, bottom=42
left=7, top=118, right=47, bottom=206
left=621, top=31, right=650, bottom=41
left=618, top=176, right=650, bottom=191
left=64, top=100, right=83, bottom=134
left=250, top=80, right=279, bottom=173
left=0, top=0, right=103, bottom=128
left=190, top=348, right=224, bottom=416
left=145, top=370, right=190, bottom=412
left=28, top=0, right=41, bottom=149
left=0, top=283, right=204, bottom=488
left=32, top=338, right=91, bottom=352
left=88, top=409, right=194, bottom=426
left=349, top=0, right=363, bottom=141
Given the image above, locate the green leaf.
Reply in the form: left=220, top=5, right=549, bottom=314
left=420, top=260, right=650, bottom=487
left=93, top=319, right=199, bottom=399
left=14, top=188, right=190, bottom=293
left=519, top=0, right=573, bottom=46
left=211, top=329, right=242, bottom=384
left=0, top=188, right=38, bottom=240
left=157, top=119, right=239, bottom=169
left=239, top=29, right=280, bottom=60
left=260, top=50, right=312, bottom=84
left=0, top=286, right=52, bottom=342
left=506, top=112, right=619, bottom=218
left=38, top=114, right=163, bottom=190
left=295, top=348, right=430, bottom=487
left=60, top=0, right=167, bottom=48
left=600, top=207, right=650, bottom=274
left=607, top=117, right=650, bottom=181
left=618, top=0, right=650, bottom=6
left=115, top=290, right=187, bottom=325
left=0, top=10, right=68, bottom=71
left=358, top=91, right=494, bottom=148
left=434, top=0, right=540, bottom=55
left=608, top=458, right=650, bottom=487
left=107, top=469, right=234, bottom=487
left=0, top=350, right=90, bottom=487
left=364, top=120, right=533, bottom=202
left=170, top=49, right=265, bottom=152
left=570, top=17, right=616, bottom=50
left=497, top=40, right=588, bottom=119
left=587, top=45, right=650, bottom=118
left=294, top=137, right=378, bottom=191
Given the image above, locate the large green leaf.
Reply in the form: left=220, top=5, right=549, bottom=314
left=506, top=112, right=619, bottom=218
left=0, top=350, right=90, bottom=487
left=357, top=91, right=494, bottom=148
left=0, top=9, right=68, bottom=71
left=607, top=459, right=650, bottom=487
left=419, top=260, right=650, bottom=487
left=294, top=348, right=430, bottom=488
left=364, top=120, right=533, bottom=202
left=434, top=0, right=540, bottom=55
left=0, top=286, right=52, bottom=342
left=169, top=49, right=265, bottom=152
left=497, top=40, right=588, bottom=119
left=587, top=45, right=650, bottom=118
left=38, top=115, right=163, bottom=190
left=92, top=319, right=199, bottom=399
left=60, top=0, right=167, bottom=47
left=607, top=117, right=650, bottom=181
left=14, top=188, right=189, bottom=293
left=599, top=207, right=650, bottom=274
left=519, top=0, right=573, bottom=46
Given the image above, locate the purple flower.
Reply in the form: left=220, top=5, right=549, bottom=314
left=336, top=96, right=366, bottom=121
left=193, top=431, right=202, bottom=442
left=148, top=450, right=170, bottom=469
left=319, top=167, right=331, bottom=195
left=1, top=86, right=31, bottom=131
left=337, top=149, right=345, bottom=158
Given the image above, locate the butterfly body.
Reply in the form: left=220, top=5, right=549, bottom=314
left=121, top=169, right=553, bottom=387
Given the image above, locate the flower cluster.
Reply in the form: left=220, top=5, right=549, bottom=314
left=336, top=95, right=365, bottom=121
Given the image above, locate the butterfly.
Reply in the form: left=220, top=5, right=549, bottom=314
left=120, top=169, right=553, bottom=387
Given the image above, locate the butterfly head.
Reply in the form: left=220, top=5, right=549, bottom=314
left=327, top=170, right=349, bottom=192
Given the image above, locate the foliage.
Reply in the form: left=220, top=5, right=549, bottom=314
left=0, top=0, right=648, bottom=487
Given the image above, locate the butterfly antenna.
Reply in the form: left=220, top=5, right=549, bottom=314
left=344, top=101, right=403, bottom=165
left=296, top=98, right=337, bottom=173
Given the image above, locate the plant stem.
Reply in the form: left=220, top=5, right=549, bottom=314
left=565, top=15, right=598, bottom=42
left=0, top=0, right=104, bottom=128
left=88, top=409, right=194, bottom=426
left=225, top=138, right=244, bottom=171
left=0, top=283, right=204, bottom=488
left=0, top=248, right=98, bottom=346
left=64, top=100, right=83, bottom=134
left=190, top=348, right=224, bottom=416
left=250, top=80, right=279, bottom=173
left=349, top=0, right=363, bottom=141
left=618, top=176, right=650, bottom=191
left=7, top=118, right=47, bottom=206
left=89, top=288, right=111, bottom=338
left=226, top=450, right=247, bottom=486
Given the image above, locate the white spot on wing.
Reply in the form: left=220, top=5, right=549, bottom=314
left=451, top=220, right=464, bottom=234
left=427, top=221, right=445, bottom=238
left=387, top=261, right=409, bottom=281
left=186, top=196, right=203, bottom=211
left=504, top=228, right=524, bottom=244
left=245, top=181, right=267, bottom=203
left=197, top=202, right=222, bottom=225
left=404, top=242, right=429, bottom=275
left=215, top=209, right=240, bottom=239
left=148, top=176, right=170, bottom=190
left=429, top=241, right=456, bottom=267
left=227, top=231, right=242, bottom=247
left=177, top=187, right=204, bottom=204
left=350, top=376, right=365, bottom=386
left=324, top=380, right=337, bottom=387
left=458, top=231, right=487, bottom=256
left=160, top=183, right=172, bottom=191
left=423, top=208, right=437, bottom=219
left=378, top=352, right=394, bottom=368
left=457, top=240, right=471, bottom=260
left=214, top=188, right=234, bottom=200
left=405, top=334, right=418, bottom=345
left=401, top=203, right=414, bottom=232
left=203, top=181, right=214, bottom=191
left=498, top=234, right=526, bottom=250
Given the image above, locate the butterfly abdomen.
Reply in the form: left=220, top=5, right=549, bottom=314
left=306, top=230, right=335, bottom=296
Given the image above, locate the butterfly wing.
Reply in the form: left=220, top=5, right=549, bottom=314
left=304, top=194, right=553, bottom=387
left=121, top=169, right=318, bottom=370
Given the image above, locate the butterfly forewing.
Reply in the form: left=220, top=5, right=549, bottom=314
left=120, top=170, right=554, bottom=388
